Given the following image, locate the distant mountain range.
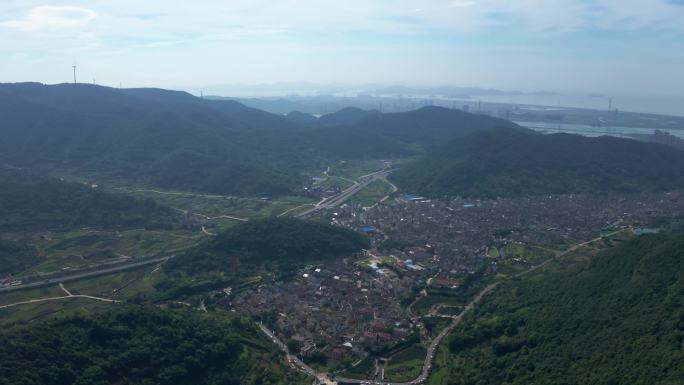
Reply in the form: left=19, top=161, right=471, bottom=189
left=0, top=83, right=304, bottom=195
left=3, top=83, right=684, bottom=199
left=390, top=126, right=684, bottom=197
left=367, top=85, right=557, bottom=98
left=210, top=87, right=555, bottom=116
left=203, top=83, right=554, bottom=99
left=0, top=83, right=514, bottom=195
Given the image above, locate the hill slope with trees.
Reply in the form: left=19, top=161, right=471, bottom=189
left=157, top=218, right=369, bottom=297
left=0, top=168, right=178, bottom=231
left=0, top=83, right=304, bottom=196
left=391, top=127, right=684, bottom=197
left=0, top=306, right=303, bottom=385
left=0, top=83, right=516, bottom=195
left=430, top=231, right=684, bottom=385
left=0, top=240, right=40, bottom=276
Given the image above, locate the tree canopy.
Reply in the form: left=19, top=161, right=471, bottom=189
left=431, top=231, right=684, bottom=385
left=391, top=127, right=684, bottom=198
left=0, top=168, right=177, bottom=231
left=0, top=83, right=515, bottom=196
left=0, top=306, right=303, bottom=385
left=0, top=239, right=40, bottom=276
left=157, top=218, right=369, bottom=297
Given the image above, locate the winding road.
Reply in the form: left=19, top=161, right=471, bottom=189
left=258, top=323, right=333, bottom=384
left=261, top=229, right=627, bottom=385
left=0, top=283, right=120, bottom=310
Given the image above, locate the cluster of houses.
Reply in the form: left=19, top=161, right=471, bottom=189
left=231, top=259, right=420, bottom=364
left=225, top=190, right=684, bottom=369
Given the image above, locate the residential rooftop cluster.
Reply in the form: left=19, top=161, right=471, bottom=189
left=227, top=190, right=684, bottom=369
left=232, top=257, right=420, bottom=364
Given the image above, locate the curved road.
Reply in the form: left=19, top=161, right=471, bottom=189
left=258, top=323, right=331, bottom=383
left=0, top=289, right=120, bottom=309
left=333, top=281, right=500, bottom=385
left=264, top=229, right=627, bottom=385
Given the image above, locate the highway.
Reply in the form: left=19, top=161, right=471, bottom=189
left=1, top=167, right=390, bottom=294
left=0, top=255, right=174, bottom=293
left=297, top=168, right=392, bottom=218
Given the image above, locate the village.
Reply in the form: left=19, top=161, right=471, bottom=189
left=226, top=190, right=684, bottom=370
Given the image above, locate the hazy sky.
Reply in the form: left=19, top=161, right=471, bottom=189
left=1, top=1, right=683, bottom=103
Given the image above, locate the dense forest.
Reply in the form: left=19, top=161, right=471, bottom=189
left=0, top=306, right=303, bottom=385
left=391, top=127, right=684, bottom=197
left=0, top=168, right=178, bottom=231
left=0, top=239, right=40, bottom=276
left=0, top=83, right=513, bottom=196
left=299, top=106, right=518, bottom=159
left=430, top=231, right=684, bottom=385
left=190, top=217, right=369, bottom=266
left=157, top=217, right=369, bottom=297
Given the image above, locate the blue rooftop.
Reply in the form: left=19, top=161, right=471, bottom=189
left=404, top=193, right=424, bottom=201
left=361, top=226, right=377, bottom=233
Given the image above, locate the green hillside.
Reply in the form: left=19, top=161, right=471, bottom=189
left=0, top=83, right=516, bottom=196
left=0, top=240, right=40, bottom=276
left=430, top=231, right=684, bottom=385
left=0, top=83, right=309, bottom=196
left=309, top=106, right=519, bottom=159
left=157, top=217, right=369, bottom=297
left=0, top=168, right=178, bottom=231
left=391, top=127, right=684, bottom=197
left=0, top=306, right=303, bottom=385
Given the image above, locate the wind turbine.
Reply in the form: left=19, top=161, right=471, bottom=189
left=72, top=64, right=77, bottom=84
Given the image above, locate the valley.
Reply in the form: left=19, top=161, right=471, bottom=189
left=1, top=83, right=683, bottom=385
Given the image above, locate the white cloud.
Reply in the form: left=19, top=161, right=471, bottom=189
left=0, top=6, right=97, bottom=32
left=449, top=0, right=476, bottom=8
left=0, top=0, right=682, bottom=100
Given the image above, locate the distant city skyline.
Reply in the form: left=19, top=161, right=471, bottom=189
left=1, top=1, right=683, bottom=115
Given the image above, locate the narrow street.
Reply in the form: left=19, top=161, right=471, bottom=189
left=280, top=228, right=628, bottom=385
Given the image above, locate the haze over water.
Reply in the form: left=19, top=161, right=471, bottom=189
left=1, top=1, right=683, bottom=117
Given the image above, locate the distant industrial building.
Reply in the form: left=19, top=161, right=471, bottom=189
left=651, top=130, right=684, bottom=151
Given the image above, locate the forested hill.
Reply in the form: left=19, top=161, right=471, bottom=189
left=432, top=231, right=684, bottom=385
left=158, top=218, right=368, bottom=297
left=167, top=217, right=369, bottom=275
left=391, top=127, right=684, bottom=197
left=0, top=83, right=516, bottom=195
left=0, top=240, right=40, bottom=276
left=0, top=83, right=303, bottom=196
left=0, top=306, right=304, bottom=385
left=0, top=168, right=178, bottom=231
left=305, top=106, right=520, bottom=158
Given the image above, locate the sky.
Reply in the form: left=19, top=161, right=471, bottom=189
left=1, top=1, right=683, bottom=114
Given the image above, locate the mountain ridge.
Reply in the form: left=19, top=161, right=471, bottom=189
left=0, top=82, right=518, bottom=196
left=390, top=126, right=684, bottom=197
